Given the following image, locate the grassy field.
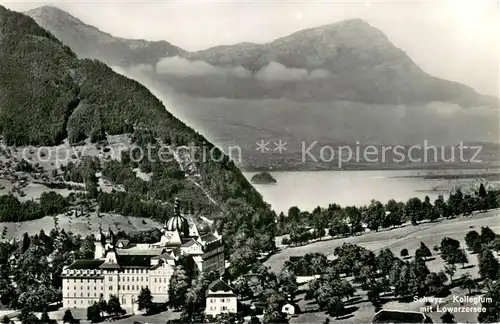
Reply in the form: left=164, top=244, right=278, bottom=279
left=0, top=211, right=162, bottom=240
left=266, top=209, right=500, bottom=273
left=266, top=209, right=500, bottom=323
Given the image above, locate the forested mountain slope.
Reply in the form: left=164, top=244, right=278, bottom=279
left=0, top=6, right=275, bottom=265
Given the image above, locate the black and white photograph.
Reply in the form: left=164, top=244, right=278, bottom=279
left=0, top=0, right=498, bottom=323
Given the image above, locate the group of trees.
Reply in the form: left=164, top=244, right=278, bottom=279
left=0, top=191, right=68, bottom=222
left=279, top=184, right=500, bottom=246
left=0, top=228, right=95, bottom=321
left=167, top=268, right=229, bottom=323
left=86, top=295, right=125, bottom=322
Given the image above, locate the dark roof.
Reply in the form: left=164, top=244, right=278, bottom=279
left=166, top=215, right=189, bottom=236
left=372, top=310, right=428, bottom=323
left=201, top=233, right=218, bottom=243
left=117, top=255, right=152, bottom=267
left=206, top=293, right=236, bottom=298
left=100, top=263, right=121, bottom=270
left=207, top=279, right=234, bottom=293
left=152, top=253, right=175, bottom=261
left=181, top=239, right=201, bottom=248
left=67, top=260, right=105, bottom=270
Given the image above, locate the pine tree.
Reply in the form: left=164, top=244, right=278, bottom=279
left=478, top=248, right=499, bottom=280
left=40, top=308, right=50, bottom=323
left=138, top=287, right=154, bottom=314
left=62, top=309, right=74, bottom=324
left=415, top=242, right=432, bottom=260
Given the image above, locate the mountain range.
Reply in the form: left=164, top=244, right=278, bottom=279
left=25, top=6, right=500, bottom=170
left=27, top=6, right=497, bottom=107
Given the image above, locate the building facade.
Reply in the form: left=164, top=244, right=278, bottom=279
left=205, top=279, right=237, bottom=317
left=61, top=198, right=225, bottom=311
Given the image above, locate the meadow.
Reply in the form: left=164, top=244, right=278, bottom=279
left=265, top=209, right=500, bottom=323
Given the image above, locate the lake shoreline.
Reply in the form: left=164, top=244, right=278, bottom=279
left=244, top=169, right=500, bottom=213
left=241, top=163, right=499, bottom=173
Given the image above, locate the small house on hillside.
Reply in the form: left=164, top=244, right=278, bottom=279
left=205, top=279, right=237, bottom=317
left=281, top=303, right=301, bottom=315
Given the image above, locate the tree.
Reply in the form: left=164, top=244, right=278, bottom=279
left=424, top=272, right=447, bottom=296
left=444, top=264, right=456, bottom=282
left=22, top=232, right=30, bottom=253
left=87, top=303, right=101, bottom=323
left=480, top=227, right=496, bottom=245
left=365, top=200, right=385, bottom=232
left=434, top=195, right=448, bottom=219
left=412, top=256, right=430, bottom=281
left=490, top=236, right=500, bottom=253
left=19, top=309, right=38, bottom=324
left=138, top=287, right=154, bottom=314
left=405, top=197, right=422, bottom=225
left=448, top=189, right=464, bottom=216
left=327, top=296, right=344, bottom=319
left=367, top=278, right=390, bottom=310
left=422, top=196, right=438, bottom=222
left=262, top=310, right=288, bottom=324
left=459, top=273, right=476, bottom=295
left=41, top=308, right=51, bottom=323
left=385, top=199, right=403, bottom=227
left=62, top=309, right=74, bottom=324
left=107, top=295, right=124, bottom=316
left=345, top=206, right=364, bottom=234
left=394, top=264, right=418, bottom=298
left=277, top=270, right=298, bottom=301
left=455, top=249, right=469, bottom=268
left=478, top=183, right=489, bottom=211
left=478, top=248, right=499, bottom=280
left=465, top=230, right=482, bottom=254
left=415, top=242, right=432, bottom=261
left=440, top=237, right=461, bottom=265
left=441, top=311, right=455, bottom=323
left=168, top=266, right=191, bottom=309
left=329, top=220, right=349, bottom=238
left=97, top=297, right=107, bottom=318
left=1, top=316, right=10, bottom=324
left=400, top=248, right=409, bottom=258
left=376, top=249, right=396, bottom=276
left=433, top=245, right=440, bottom=253
left=478, top=281, right=500, bottom=323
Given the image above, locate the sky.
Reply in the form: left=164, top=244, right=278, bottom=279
left=2, top=0, right=499, bottom=97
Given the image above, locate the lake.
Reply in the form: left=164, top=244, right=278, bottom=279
left=244, top=169, right=498, bottom=213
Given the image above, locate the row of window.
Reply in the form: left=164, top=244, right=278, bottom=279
left=69, top=279, right=100, bottom=283
left=106, top=285, right=150, bottom=291
left=68, top=292, right=99, bottom=298
left=67, top=286, right=103, bottom=290
left=208, top=298, right=233, bottom=303
left=208, top=306, right=229, bottom=311
left=108, top=276, right=147, bottom=282
left=152, top=286, right=168, bottom=293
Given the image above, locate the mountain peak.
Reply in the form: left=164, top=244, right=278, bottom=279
left=27, top=5, right=81, bottom=22
left=26, top=5, right=184, bottom=66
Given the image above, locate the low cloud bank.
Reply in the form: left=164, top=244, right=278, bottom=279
left=155, top=56, right=330, bottom=81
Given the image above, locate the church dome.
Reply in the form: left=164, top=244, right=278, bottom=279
left=165, top=198, right=189, bottom=236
